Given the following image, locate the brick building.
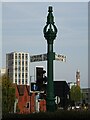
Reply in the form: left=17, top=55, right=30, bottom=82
left=15, top=85, right=46, bottom=114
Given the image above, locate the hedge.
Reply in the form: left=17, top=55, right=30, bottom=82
left=2, top=110, right=90, bottom=120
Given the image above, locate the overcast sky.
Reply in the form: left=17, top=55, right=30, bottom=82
left=1, top=0, right=89, bottom=2
left=1, top=1, right=89, bottom=88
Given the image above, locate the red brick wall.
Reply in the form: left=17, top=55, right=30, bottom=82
left=15, top=86, right=36, bottom=114
left=15, top=85, right=46, bottom=114
left=30, top=93, right=36, bottom=113
left=39, top=99, right=46, bottom=112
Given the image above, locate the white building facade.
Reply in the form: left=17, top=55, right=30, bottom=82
left=6, top=52, right=30, bottom=85
left=0, top=68, right=7, bottom=77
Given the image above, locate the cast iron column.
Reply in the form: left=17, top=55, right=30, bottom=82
left=43, top=6, right=57, bottom=112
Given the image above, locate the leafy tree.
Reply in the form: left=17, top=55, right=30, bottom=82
left=70, top=85, right=82, bottom=106
left=2, top=73, right=15, bottom=113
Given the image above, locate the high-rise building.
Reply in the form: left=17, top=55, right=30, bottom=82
left=76, top=69, right=80, bottom=86
left=6, top=52, right=30, bottom=85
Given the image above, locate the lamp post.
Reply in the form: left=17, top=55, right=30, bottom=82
left=43, top=6, right=57, bottom=112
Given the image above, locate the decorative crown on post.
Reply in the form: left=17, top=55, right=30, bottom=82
left=43, top=6, right=57, bottom=44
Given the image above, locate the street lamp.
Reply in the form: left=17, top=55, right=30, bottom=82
left=43, top=6, right=57, bottom=112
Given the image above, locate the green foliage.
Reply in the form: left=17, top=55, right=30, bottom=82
left=2, top=73, right=15, bottom=114
left=70, top=85, right=82, bottom=103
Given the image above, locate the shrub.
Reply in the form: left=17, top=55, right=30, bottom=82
left=2, top=110, right=90, bottom=120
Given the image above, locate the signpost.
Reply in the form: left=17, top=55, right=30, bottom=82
left=55, top=54, right=66, bottom=62
left=30, top=54, right=47, bottom=62
left=30, top=6, right=67, bottom=112
left=30, top=53, right=66, bottom=62
left=43, top=6, right=57, bottom=112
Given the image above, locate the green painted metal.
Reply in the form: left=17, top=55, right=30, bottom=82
left=43, top=6, right=57, bottom=112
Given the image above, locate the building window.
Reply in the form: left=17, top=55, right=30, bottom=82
left=25, top=79, right=27, bottom=84
left=22, top=54, right=24, bottom=59
left=19, top=54, right=21, bottom=59
left=22, top=67, right=24, bottom=71
left=18, top=67, right=21, bottom=71
left=25, top=54, right=28, bottom=59
left=22, top=61, right=24, bottom=66
left=15, top=67, right=17, bottom=70
left=22, top=73, right=24, bottom=78
left=26, top=102, right=29, bottom=108
left=22, top=79, right=24, bottom=84
left=18, top=73, right=20, bottom=78
left=19, top=79, right=20, bottom=84
left=15, top=61, right=17, bottom=65
left=25, top=73, right=27, bottom=78
left=25, top=61, right=28, bottom=66
left=15, top=53, right=17, bottom=59
left=19, top=61, right=21, bottom=65
left=26, top=67, right=28, bottom=72
left=9, top=54, right=13, bottom=60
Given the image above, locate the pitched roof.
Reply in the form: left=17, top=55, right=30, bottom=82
left=17, top=85, right=30, bottom=96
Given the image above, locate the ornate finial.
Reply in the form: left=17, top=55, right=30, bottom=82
left=47, top=6, right=54, bottom=25
left=43, top=6, right=57, bottom=44
left=48, top=6, right=53, bottom=12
